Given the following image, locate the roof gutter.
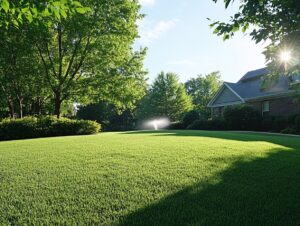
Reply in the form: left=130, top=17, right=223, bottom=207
left=244, top=90, right=296, bottom=102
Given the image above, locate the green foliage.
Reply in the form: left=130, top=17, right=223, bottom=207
left=0, top=20, right=51, bottom=118
left=281, top=127, right=297, bottom=135
left=137, top=72, right=193, bottom=121
left=182, top=110, right=201, bottom=128
left=0, top=0, right=89, bottom=27
left=223, top=105, right=262, bottom=131
left=1, top=130, right=300, bottom=224
left=211, top=0, right=300, bottom=75
left=167, top=122, right=184, bottom=130
left=261, top=115, right=299, bottom=133
left=187, top=119, right=225, bottom=130
left=77, top=101, right=136, bottom=131
left=0, top=0, right=146, bottom=118
left=0, top=116, right=100, bottom=140
left=77, top=103, right=111, bottom=124
left=272, top=117, right=288, bottom=132
left=295, top=115, right=300, bottom=131
left=185, top=72, right=221, bottom=118
left=0, top=116, right=38, bottom=140
left=31, top=0, right=146, bottom=117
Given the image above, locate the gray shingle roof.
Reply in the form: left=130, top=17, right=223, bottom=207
left=208, top=67, right=297, bottom=107
left=238, top=68, right=269, bottom=82
left=225, top=68, right=291, bottom=101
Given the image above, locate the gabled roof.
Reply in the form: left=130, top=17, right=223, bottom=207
left=226, top=75, right=290, bottom=101
left=207, top=83, right=245, bottom=107
left=238, top=68, right=269, bottom=82
left=208, top=68, right=293, bottom=108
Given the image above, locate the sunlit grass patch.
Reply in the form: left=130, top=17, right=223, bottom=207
left=0, top=130, right=299, bottom=225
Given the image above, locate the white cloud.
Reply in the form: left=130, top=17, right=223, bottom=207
left=138, top=19, right=178, bottom=45
left=139, top=0, right=155, bottom=6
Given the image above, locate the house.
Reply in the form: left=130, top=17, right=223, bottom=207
left=208, top=68, right=300, bottom=118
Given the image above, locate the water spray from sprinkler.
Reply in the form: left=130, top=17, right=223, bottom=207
left=143, top=117, right=170, bottom=130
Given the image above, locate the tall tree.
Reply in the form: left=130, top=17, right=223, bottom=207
left=137, top=72, right=193, bottom=121
left=0, top=0, right=146, bottom=119
left=0, top=20, right=50, bottom=118
left=185, top=72, right=222, bottom=118
left=210, top=0, right=300, bottom=74
left=28, top=0, right=144, bottom=118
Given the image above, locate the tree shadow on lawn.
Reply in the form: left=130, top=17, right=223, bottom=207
left=123, top=130, right=300, bottom=150
left=119, top=130, right=300, bottom=226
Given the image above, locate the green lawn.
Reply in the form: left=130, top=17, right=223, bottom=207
left=0, top=130, right=300, bottom=225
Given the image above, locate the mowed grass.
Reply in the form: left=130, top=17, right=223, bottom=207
left=0, top=130, right=300, bottom=225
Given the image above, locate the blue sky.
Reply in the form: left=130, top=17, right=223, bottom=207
left=136, top=0, right=267, bottom=83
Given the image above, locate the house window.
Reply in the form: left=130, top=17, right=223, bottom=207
left=289, top=74, right=300, bottom=85
left=262, top=101, right=270, bottom=114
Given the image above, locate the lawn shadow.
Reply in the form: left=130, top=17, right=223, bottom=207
left=123, top=130, right=300, bottom=150
left=119, top=130, right=300, bottom=225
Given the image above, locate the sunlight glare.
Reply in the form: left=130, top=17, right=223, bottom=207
left=280, top=50, right=292, bottom=62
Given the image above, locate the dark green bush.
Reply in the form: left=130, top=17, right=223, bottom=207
left=261, top=116, right=274, bottom=132
left=187, top=119, right=225, bottom=130
left=288, top=114, right=298, bottom=126
left=0, top=117, right=37, bottom=140
left=281, top=127, right=297, bottom=135
left=272, top=117, right=288, bottom=132
left=295, top=115, right=300, bottom=132
left=223, top=105, right=261, bottom=131
left=0, top=116, right=101, bottom=141
left=182, top=110, right=201, bottom=128
left=167, top=122, right=184, bottom=130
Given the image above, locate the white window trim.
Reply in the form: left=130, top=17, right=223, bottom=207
left=262, top=101, right=270, bottom=113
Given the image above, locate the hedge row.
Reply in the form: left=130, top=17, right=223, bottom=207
left=176, top=106, right=300, bottom=135
left=0, top=116, right=101, bottom=141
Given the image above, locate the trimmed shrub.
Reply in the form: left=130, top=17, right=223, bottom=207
left=0, top=117, right=37, bottom=140
left=182, top=110, right=201, bottom=128
left=223, top=105, right=261, bottom=131
left=0, top=116, right=101, bottom=141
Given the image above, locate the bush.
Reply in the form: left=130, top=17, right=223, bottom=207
left=272, top=117, right=288, bottom=132
left=167, top=122, right=184, bottom=130
left=261, top=116, right=274, bottom=132
left=295, top=115, right=300, bottom=132
left=0, top=116, right=101, bottom=141
left=187, top=119, right=225, bottom=130
left=281, top=127, right=297, bottom=135
left=288, top=114, right=298, bottom=126
left=223, top=105, right=261, bottom=131
left=0, top=117, right=38, bottom=140
left=182, top=110, right=201, bottom=128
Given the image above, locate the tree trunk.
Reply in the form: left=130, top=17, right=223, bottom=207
left=18, top=98, right=23, bottom=118
left=7, top=99, right=15, bottom=119
left=37, top=98, right=42, bottom=115
left=54, top=92, right=62, bottom=118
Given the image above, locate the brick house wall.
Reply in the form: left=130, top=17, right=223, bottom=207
left=248, top=96, right=300, bottom=116
left=211, top=96, right=300, bottom=118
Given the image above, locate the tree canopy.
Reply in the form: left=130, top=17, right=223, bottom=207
left=0, top=0, right=147, bottom=118
left=211, top=0, right=300, bottom=74
left=185, top=71, right=222, bottom=118
left=137, top=72, right=193, bottom=121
